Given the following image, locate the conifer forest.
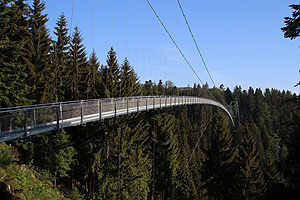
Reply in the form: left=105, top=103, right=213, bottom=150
left=1, top=0, right=300, bottom=199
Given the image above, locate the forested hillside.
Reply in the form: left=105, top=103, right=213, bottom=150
left=1, top=0, right=300, bottom=199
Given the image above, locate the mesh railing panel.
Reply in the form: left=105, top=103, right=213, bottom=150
left=0, top=96, right=234, bottom=142
left=0, top=110, right=24, bottom=132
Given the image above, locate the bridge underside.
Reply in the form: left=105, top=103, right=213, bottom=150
left=0, top=96, right=234, bottom=142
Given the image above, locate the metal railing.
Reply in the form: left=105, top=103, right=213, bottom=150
left=0, top=96, right=234, bottom=142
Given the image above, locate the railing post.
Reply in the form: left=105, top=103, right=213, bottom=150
left=127, top=98, right=129, bottom=115
left=170, top=96, right=172, bottom=106
left=165, top=96, right=167, bottom=107
left=24, top=109, right=28, bottom=137
left=60, top=103, right=63, bottom=124
left=56, top=105, right=60, bottom=130
left=115, top=98, right=117, bottom=117
left=160, top=96, right=162, bottom=108
left=123, top=98, right=125, bottom=110
left=153, top=96, right=155, bottom=110
left=80, top=100, right=83, bottom=125
left=175, top=96, right=176, bottom=106
left=137, top=97, right=139, bottom=113
left=146, top=97, right=148, bottom=110
left=98, top=100, right=102, bottom=120
left=33, top=108, right=37, bottom=126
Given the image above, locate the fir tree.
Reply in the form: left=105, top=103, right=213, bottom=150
left=150, top=113, right=175, bottom=199
left=238, top=124, right=267, bottom=199
left=26, top=0, right=53, bottom=103
left=103, top=47, right=120, bottom=98
left=86, top=49, right=101, bottom=99
left=99, top=64, right=109, bottom=98
left=67, top=26, right=88, bottom=100
left=157, top=80, right=164, bottom=96
left=283, top=96, right=300, bottom=197
left=143, top=80, right=153, bottom=96
left=120, top=57, right=140, bottom=97
left=0, top=0, right=30, bottom=107
left=52, top=13, right=69, bottom=102
left=118, top=117, right=152, bottom=200
left=200, top=111, right=238, bottom=200
left=46, top=130, right=76, bottom=186
left=281, top=4, right=300, bottom=41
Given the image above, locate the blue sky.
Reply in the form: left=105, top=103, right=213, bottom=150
left=36, top=0, right=300, bottom=93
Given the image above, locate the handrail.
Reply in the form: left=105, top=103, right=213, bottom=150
left=0, top=96, right=235, bottom=142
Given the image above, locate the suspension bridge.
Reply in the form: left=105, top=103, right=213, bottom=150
left=0, top=0, right=240, bottom=143
left=0, top=96, right=235, bottom=142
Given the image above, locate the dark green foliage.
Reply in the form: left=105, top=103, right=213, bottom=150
left=120, top=57, right=141, bottom=97
left=143, top=80, right=154, bottom=96
left=86, top=49, right=101, bottom=99
left=0, top=142, right=13, bottom=166
left=158, top=80, right=164, bottom=95
left=0, top=143, right=67, bottom=199
left=238, top=125, right=267, bottom=199
left=52, top=13, right=70, bottom=102
left=67, top=26, right=88, bottom=100
left=282, top=4, right=300, bottom=87
left=1, top=1, right=300, bottom=198
left=46, top=130, right=76, bottom=183
left=101, top=47, right=121, bottom=98
left=200, top=111, right=238, bottom=200
left=0, top=0, right=30, bottom=107
left=149, top=112, right=175, bottom=199
left=26, top=0, right=53, bottom=103
left=281, top=4, right=300, bottom=40
left=283, top=96, right=300, bottom=197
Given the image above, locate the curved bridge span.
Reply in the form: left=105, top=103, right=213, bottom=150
left=0, top=96, right=234, bottom=142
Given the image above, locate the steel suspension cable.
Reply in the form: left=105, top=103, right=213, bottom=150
left=145, top=0, right=218, bottom=102
left=69, top=0, right=75, bottom=36
left=176, top=0, right=215, bottom=88
left=176, top=0, right=227, bottom=105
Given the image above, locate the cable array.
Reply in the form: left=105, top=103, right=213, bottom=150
left=176, top=0, right=227, bottom=105
left=176, top=0, right=216, bottom=87
left=145, top=0, right=218, bottom=102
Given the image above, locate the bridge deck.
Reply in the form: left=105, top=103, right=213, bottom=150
left=0, top=96, right=234, bottom=142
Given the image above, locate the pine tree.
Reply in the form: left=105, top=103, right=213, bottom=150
left=120, top=57, right=140, bottom=97
left=26, top=0, right=53, bottom=103
left=238, top=124, right=267, bottom=199
left=103, top=47, right=120, bottom=98
left=67, top=26, right=88, bottom=100
left=284, top=96, right=300, bottom=197
left=200, top=111, right=238, bottom=200
left=52, top=13, right=69, bottom=102
left=281, top=4, right=300, bottom=41
left=224, top=87, right=234, bottom=104
left=143, top=80, right=153, bottom=96
left=46, top=130, right=76, bottom=186
left=118, top=117, right=152, bottom=200
left=150, top=112, right=175, bottom=199
left=99, top=64, right=110, bottom=98
left=157, top=80, right=164, bottom=96
left=0, top=0, right=30, bottom=107
left=86, top=49, right=101, bottom=99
